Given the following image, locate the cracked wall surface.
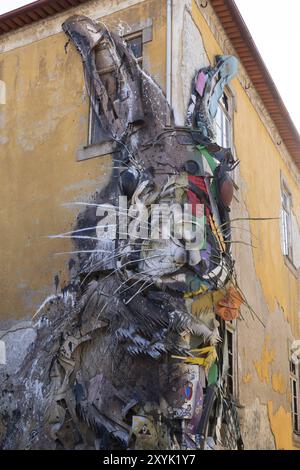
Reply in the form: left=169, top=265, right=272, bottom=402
left=185, top=0, right=300, bottom=449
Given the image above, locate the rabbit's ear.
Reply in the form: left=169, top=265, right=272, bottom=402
left=62, top=15, right=145, bottom=142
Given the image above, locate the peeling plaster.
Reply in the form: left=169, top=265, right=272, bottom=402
left=242, top=373, right=252, bottom=384
left=271, top=373, right=287, bottom=395
left=254, top=337, right=275, bottom=385
left=0, top=321, right=36, bottom=375
left=238, top=398, right=275, bottom=450
left=268, top=401, right=294, bottom=450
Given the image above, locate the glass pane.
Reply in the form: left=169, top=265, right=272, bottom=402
left=227, top=376, right=233, bottom=395
left=281, top=209, right=289, bottom=255
left=227, top=330, right=233, bottom=350
left=222, top=92, right=229, bottom=112
left=215, top=104, right=231, bottom=148
left=291, top=361, right=296, bottom=375
left=126, top=36, right=143, bottom=59
left=215, top=107, right=223, bottom=146
left=227, top=329, right=234, bottom=395
left=294, top=415, right=299, bottom=432
left=224, top=115, right=231, bottom=148
left=293, top=381, right=297, bottom=401
left=90, top=104, right=109, bottom=144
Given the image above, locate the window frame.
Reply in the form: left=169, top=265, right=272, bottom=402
left=214, top=87, right=240, bottom=189
left=214, top=88, right=233, bottom=150
left=225, top=320, right=237, bottom=398
left=290, top=358, right=300, bottom=434
left=281, top=180, right=293, bottom=261
left=124, top=32, right=143, bottom=64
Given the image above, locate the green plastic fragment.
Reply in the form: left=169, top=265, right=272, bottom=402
left=208, top=363, right=218, bottom=385
left=196, top=145, right=218, bottom=198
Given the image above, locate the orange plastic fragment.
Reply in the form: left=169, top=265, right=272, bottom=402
left=215, top=286, right=243, bottom=321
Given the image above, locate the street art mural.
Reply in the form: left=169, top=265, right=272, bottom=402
left=0, top=15, right=245, bottom=450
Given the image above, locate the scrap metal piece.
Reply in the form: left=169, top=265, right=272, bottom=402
left=62, top=15, right=145, bottom=140
left=186, top=55, right=238, bottom=140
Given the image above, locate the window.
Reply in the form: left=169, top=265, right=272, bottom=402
left=88, top=33, right=143, bottom=146
left=215, top=91, right=232, bottom=149
left=281, top=184, right=293, bottom=259
left=290, top=359, right=300, bottom=433
left=125, top=33, right=143, bottom=63
left=225, top=323, right=236, bottom=397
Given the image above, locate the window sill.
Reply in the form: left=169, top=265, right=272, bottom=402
left=76, top=141, right=116, bottom=162
left=283, top=255, right=299, bottom=279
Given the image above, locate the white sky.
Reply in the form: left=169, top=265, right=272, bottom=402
left=235, top=0, right=300, bottom=132
left=1, top=0, right=299, bottom=132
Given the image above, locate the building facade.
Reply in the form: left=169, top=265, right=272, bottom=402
left=0, top=0, right=299, bottom=449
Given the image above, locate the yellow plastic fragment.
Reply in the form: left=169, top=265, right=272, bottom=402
left=184, top=285, right=209, bottom=299
left=172, top=346, right=217, bottom=371
left=191, top=289, right=224, bottom=315
left=209, top=214, right=226, bottom=252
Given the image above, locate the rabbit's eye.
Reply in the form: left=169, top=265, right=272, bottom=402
left=120, top=168, right=139, bottom=198
left=184, top=160, right=200, bottom=175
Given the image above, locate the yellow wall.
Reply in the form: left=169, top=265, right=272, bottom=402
left=190, top=0, right=300, bottom=449
left=0, top=0, right=166, bottom=320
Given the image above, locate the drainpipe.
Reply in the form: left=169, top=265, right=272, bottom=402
left=166, top=0, right=172, bottom=114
